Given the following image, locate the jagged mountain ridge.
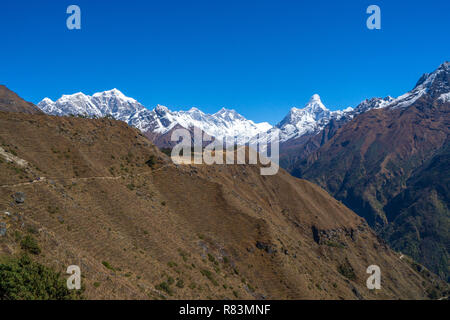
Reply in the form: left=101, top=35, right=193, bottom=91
left=37, top=90, right=272, bottom=145
left=256, top=62, right=449, bottom=147
left=36, top=62, right=449, bottom=149
left=37, top=91, right=396, bottom=148
left=289, top=62, right=450, bottom=281
left=278, top=96, right=395, bottom=170
left=279, top=62, right=449, bottom=168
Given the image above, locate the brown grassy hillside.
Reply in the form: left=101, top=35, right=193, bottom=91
left=293, top=96, right=449, bottom=281
left=0, top=85, right=43, bottom=115
left=0, top=111, right=447, bottom=299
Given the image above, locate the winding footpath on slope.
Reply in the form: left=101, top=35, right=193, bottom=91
left=0, top=143, right=205, bottom=190
left=0, top=163, right=172, bottom=189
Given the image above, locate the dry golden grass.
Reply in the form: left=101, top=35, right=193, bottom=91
left=0, top=111, right=447, bottom=300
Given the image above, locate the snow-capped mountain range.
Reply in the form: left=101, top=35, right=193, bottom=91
left=37, top=62, right=449, bottom=146
left=38, top=89, right=154, bottom=132
left=36, top=90, right=383, bottom=145
left=149, top=105, right=272, bottom=144
left=38, top=89, right=272, bottom=144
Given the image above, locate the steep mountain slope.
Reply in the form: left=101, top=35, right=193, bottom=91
left=382, top=141, right=449, bottom=281
left=0, top=109, right=446, bottom=299
left=38, top=90, right=271, bottom=146
left=291, top=62, right=450, bottom=280
left=279, top=117, right=348, bottom=170
left=0, top=85, right=43, bottom=115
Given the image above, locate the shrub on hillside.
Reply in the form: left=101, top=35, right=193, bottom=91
left=0, top=255, right=83, bottom=300
left=145, top=155, right=156, bottom=168
left=20, top=235, right=41, bottom=255
left=337, top=262, right=356, bottom=280
left=159, top=148, right=172, bottom=157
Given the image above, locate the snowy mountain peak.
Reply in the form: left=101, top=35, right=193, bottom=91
left=388, top=62, right=449, bottom=109
left=305, top=94, right=328, bottom=112
left=214, top=108, right=245, bottom=122
left=61, top=92, right=88, bottom=100
left=93, top=88, right=122, bottom=96
left=188, top=107, right=203, bottom=114
left=37, top=91, right=272, bottom=145
left=438, top=61, right=449, bottom=71
left=92, top=88, right=137, bottom=103
left=308, top=93, right=321, bottom=103
left=155, top=104, right=169, bottom=114
left=217, top=107, right=229, bottom=113
left=272, top=94, right=336, bottom=142
left=353, top=96, right=395, bottom=114
left=157, top=107, right=272, bottom=144
left=282, top=94, right=330, bottom=126
left=37, top=62, right=449, bottom=147
left=40, top=97, right=54, bottom=104
left=38, top=89, right=147, bottom=123
left=216, top=107, right=236, bottom=114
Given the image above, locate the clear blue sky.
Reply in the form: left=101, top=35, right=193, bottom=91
left=1, top=0, right=449, bottom=123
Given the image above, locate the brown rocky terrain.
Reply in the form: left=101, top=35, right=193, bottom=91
left=292, top=92, right=449, bottom=281
left=0, top=85, right=43, bottom=115
left=0, top=106, right=447, bottom=299
left=279, top=117, right=347, bottom=171
left=285, top=63, right=450, bottom=281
